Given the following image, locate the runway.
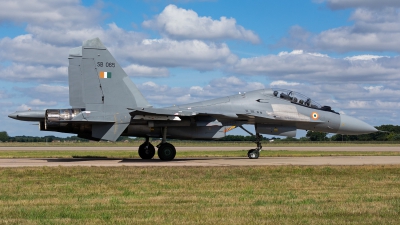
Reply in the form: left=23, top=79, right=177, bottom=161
left=0, top=156, right=400, bottom=167
left=0, top=146, right=399, bottom=167
left=1, top=146, right=400, bottom=151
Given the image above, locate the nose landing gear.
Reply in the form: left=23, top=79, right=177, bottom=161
left=239, top=125, right=263, bottom=159
left=247, top=133, right=262, bottom=159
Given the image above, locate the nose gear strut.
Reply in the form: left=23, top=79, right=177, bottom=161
left=238, top=125, right=263, bottom=159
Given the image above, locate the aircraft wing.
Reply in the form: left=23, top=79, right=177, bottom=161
left=129, top=107, right=245, bottom=120
left=129, top=107, right=324, bottom=124
left=129, top=107, right=195, bottom=116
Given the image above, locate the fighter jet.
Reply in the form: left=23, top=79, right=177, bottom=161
left=8, top=38, right=377, bottom=160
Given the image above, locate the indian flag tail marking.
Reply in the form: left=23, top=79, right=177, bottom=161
left=99, top=71, right=112, bottom=79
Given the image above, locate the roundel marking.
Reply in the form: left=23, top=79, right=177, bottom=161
left=311, top=112, right=319, bottom=120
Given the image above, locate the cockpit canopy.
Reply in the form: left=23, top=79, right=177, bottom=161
left=270, top=88, right=336, bottom=113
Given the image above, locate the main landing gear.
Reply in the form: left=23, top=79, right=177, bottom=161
left=138, top=127, right=176, bottom=161
left=157, top=142, right=176, bottom=161
left=239, top=126, right=263, bottom=159
left=138, top=137, right=155, bottom=159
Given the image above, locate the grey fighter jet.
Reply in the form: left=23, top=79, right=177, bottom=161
left=8, top=38, right=377, bottom=160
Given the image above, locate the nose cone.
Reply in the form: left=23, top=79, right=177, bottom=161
left=8, top=112, right=18, bottom=119
left=338, top=114, right=377, bottom=135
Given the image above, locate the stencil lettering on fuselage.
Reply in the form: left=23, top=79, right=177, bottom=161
left=271, top=104, right=310, bottom=121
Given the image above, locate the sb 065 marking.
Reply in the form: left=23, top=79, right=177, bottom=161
left=106, top=62, right=115, bottom=67
left=97, top=62, right=115, bottom=67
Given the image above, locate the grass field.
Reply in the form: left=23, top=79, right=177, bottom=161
left=0, top=166, right=399, bottom=224
left=1, top=143, right=399, bottom=224
left=0, top=150, right=400, bottom=159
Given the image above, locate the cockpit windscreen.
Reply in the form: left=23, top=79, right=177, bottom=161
left=271, top=89, right=336, bottom=113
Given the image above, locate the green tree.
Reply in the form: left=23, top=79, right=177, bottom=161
left=0, top=131, right=10, bottom=142
left=330, top=125, right=400, bottom=141
left=306, top=131, right=328, bottom=141
left=331, top=134, right=359, bottom=141
left=282, top=137, right=298, bottom=142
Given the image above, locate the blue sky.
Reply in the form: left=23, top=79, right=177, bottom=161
left=1, top=0, right=400, bottom=137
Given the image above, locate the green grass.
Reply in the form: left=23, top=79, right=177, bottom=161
left=0, top=150, right=399, bottom=159
left=0, top=166, right=399, bottom=224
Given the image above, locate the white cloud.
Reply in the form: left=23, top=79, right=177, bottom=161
left=138, top=76, right=265, bottom=106
left=344, top=55, right=385, bottom=61
left=16, top=104, right=31, bottom=111
left=0, top=63, right=67, bottom=82
left=29, top=99, right=57, bottom=106
left=278, top=50, right=328, bottom=57
left=270, top=80, right=301, bottom=86
left=117, top=38, right=238, bottom=70
left=0, top=0, right=101, bottom=29
left=0, top=35, right=69, bottom=66
left=278, top=6, right=400, bottom=53
left=231, top=51, right=338, bottom=77
left=26, top=22, right=148, bottom=48
left=363, top=86, right=383, bottom=91
left=347, top=100, right=369, bottom=108
left=346, top=100, right=400, bottom=109
left=123, top=64, right=169, bottom=77
left=230, top=50, right=400, bottom=83
left=0, top=2, right=242, bottom=82
left=324, top=0, right=400, bottom=10
left=17, top=84, right=69, bottom=106
left=33, top=84, right=69, bottom=95
left=142, top=4, right=260, bottom=44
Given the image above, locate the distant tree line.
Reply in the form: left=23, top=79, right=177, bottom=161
left=0, top=132, right=131, bottom=143
left=217, top=135, right=268, bottom=142
left=329, top=125, right=400, bottom=142
left=220, top=125, right=400, bottom=142
left=289, top=125, right=400, bottom=142
left=1, top=125, right=399, bottom=142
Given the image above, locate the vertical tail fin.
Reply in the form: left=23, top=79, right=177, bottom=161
left=68, top=38, right=150, bottom=112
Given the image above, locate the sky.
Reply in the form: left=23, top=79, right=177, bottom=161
left=1, top=0, right=400, bottom=137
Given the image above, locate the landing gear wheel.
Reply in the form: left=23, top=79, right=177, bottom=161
left=157, top=143, right=176, bottom=161
left=138, top=143, right=155, bottom=159
left=248, top=149, right=259, bottom=159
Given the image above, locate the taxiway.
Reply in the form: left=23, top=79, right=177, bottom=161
left=1, top=146, right=399, bottom=167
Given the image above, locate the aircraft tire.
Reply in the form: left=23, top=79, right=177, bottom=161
left=138, top=143, right=155, bottom=159
left=247, top=149, right=259, bottom=159
left=157, top=143, right=176, bottom=161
